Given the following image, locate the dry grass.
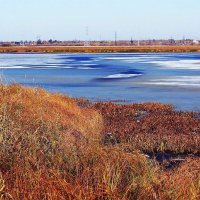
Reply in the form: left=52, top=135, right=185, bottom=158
left=0, top=46, right=200, bottom=53
left=0, top=84, right=200, bottom=199
left=92, top=102, right=200, bottom=154
left=162, top=158, right=200, bottom=200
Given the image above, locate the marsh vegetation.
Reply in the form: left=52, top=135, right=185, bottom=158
left=0, top=85, right=199, bottom=199
left=0, top=46, right=200, bottom=53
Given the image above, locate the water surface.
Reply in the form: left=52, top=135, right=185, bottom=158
left=1, top=53, right=200, bottom=111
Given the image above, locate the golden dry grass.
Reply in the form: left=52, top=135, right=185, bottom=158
left=0, top=46, right=200, bottom=53
left=0, top=84, right=199, bottom=199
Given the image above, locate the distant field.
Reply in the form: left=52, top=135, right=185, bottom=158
left=0, top=45, right=200, bottom=53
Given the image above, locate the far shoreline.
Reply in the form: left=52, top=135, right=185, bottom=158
left=1, top=45, right=200, bottom=53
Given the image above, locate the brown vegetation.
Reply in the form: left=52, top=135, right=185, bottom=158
left=0, top=46, right=200, bottom=53
left=92, top=102, right=200, bottom=154
left=0, top=84, right=200, bottom=199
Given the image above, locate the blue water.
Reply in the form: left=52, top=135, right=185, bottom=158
left=1, top=53, right=200, bottom=111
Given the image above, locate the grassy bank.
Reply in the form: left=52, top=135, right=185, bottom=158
left=0, top=46, right=200, bottom=53
left=0, top=85, right=200, bottom=199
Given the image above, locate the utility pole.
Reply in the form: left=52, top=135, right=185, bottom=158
left=131, top=37, right=133, bottom=45
left=84, top=27, right=90, bottom=46
left=115, top=31, right=117, bottom=46
left=182, top=35, right=185, bottom=45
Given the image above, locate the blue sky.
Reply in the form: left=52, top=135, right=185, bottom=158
left=0, top=0, right=200, bottom=41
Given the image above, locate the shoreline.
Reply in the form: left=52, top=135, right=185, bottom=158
left=0, top=45, right=200, bottom=53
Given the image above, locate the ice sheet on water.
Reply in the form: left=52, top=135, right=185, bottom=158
left=104, top=73, right=142, bottom=79
left=143, top=76, right=200, bottom=87
left=146, top=60, right=200, bottom=70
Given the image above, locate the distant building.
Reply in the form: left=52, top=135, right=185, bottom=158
left=193, top=40, right=199, bottom=45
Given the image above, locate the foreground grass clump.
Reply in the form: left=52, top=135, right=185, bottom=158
left=0, top=85, right=200, bottom=199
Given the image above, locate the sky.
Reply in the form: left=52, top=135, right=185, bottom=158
left=0, top=0, right=200, bottom=41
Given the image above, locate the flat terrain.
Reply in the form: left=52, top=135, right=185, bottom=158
left=0, top=45, right=200, bottom=53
